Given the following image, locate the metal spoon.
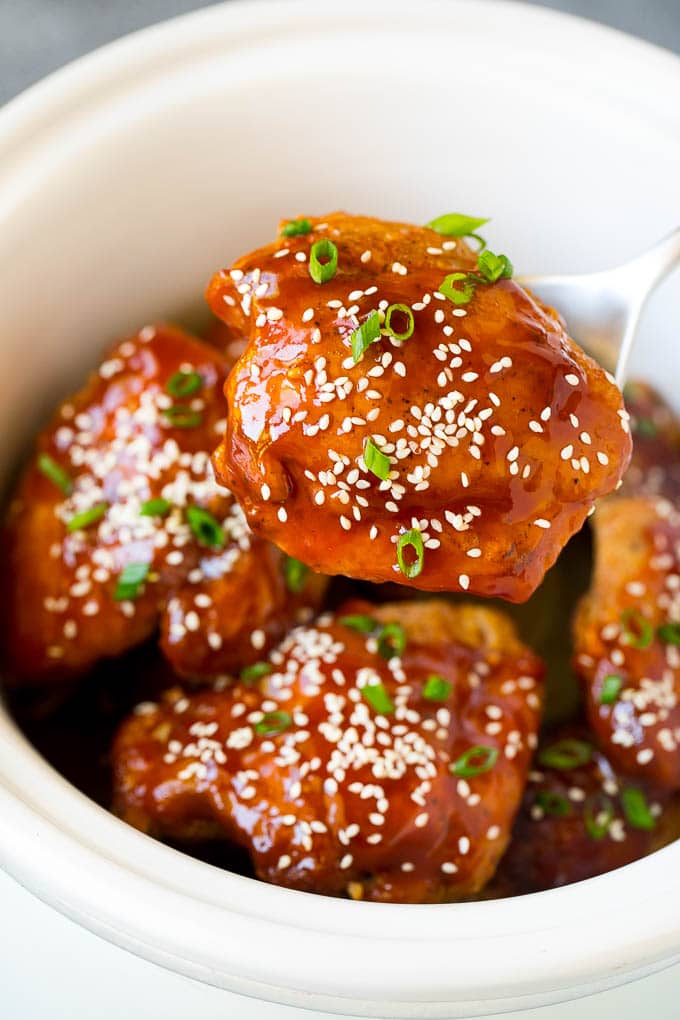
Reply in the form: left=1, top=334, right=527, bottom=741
left=517, top=227, right=680, bottom=386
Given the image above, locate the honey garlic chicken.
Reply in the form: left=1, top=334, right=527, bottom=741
left=3, top=324, right=324, bottom=685
left=208, top=212, right=631, bottom=602
left=491, top=728, right=678, bottom=894
left=574, top=381, right=680, bottom=791
left=574, top=495, right=680, bottom=790
left=113, top=600, right=544, bottom=903
left=619, top=381, right=680, bottom=502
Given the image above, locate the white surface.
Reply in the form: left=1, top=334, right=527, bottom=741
left=0, top=1, right=679, bottom=1017
left=4, top=867, right=680, bottom=1020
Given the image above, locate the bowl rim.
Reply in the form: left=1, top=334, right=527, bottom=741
left=1, top=1, right=680, bottom=1015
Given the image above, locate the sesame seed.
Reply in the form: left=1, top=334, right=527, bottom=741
left=251, top=629, right=266, bottom=649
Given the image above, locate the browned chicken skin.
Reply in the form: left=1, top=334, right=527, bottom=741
left=2, top=323, right=324, bottom=686
left=490, top=726, right=678, bottom=894
left=208, top=212, right=631, bottom=603
left=113, top=600, right=544, bottom=903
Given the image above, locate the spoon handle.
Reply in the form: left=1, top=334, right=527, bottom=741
left=621, top=226, right=680, bottom=298
left=614, top=227, right=680, bottom=385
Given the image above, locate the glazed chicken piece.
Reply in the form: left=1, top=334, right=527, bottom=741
left=113, top=599, right=544, bottom=903
left=208, top=212, right=631, bottom=603
left=573, top=496, right=680, bottom=790
left=3, top=323, right=324, bottom=685
left=619, top=381, right=680, bottom=501
left=490, top=726, right=678, bottom=894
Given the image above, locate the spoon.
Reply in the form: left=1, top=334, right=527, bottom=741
left=517, top=227, right=680, bottom=386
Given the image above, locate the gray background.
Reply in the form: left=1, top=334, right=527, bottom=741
left=0, top=0, right=679, bottom=106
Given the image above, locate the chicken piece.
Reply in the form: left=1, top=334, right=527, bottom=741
left=573, top=496, right=680, bottom=789
left=619, top=380, right=680, bottom=501
left=2, top=323, right=324, bottom=686
left=490, top=726, right=678, bottom=895
left=113, top=599, right=544, bottom=903
left=207, top=212, right=631, bottom=603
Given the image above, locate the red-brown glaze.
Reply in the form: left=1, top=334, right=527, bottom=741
left=620, top=381, right=680, bottom=501
left=490, top=726, right=677, bottom=894
left=113, top=599, right=544, bottom=903
left=573, top=496, right=680, bottom=790
left=208, top=212, right=631, bottom=603
left=2, top=323, right=324, bottom=686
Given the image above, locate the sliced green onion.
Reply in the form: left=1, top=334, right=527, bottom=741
left=584, top=793, right=615, bottom=840
left=440, top=272, right=477, bottom=306
left=114, top=561, right=150, bottom=601
left=308, top=238, right=338, bottom=284
left=254, top=710, right=292, bottom=736
left=340, top=614, right=377, bottom=634
left=538, top=738, right=592, bottom=770
left=423, top=675, right=453, bottom=702
left=66, top=502, right=108, bottom=532
left=600, top=674, right=623, bottom=705
left=364, top=437, right=390, bottom=481
left=283, top=555, right=309, bottom=594
left=162, top=405, right=203, bottom=428
left=658, top=623, right=680, bottom=645
left=186, top=505, right=225, bottom=548
left=241, top=661, right=273, bottom=683
left=427, top=213, right=489, bottom=237
left=396, top=529, right=424, bottom=579
left=384, top=303, right=415, bottom=341
left=450, top=745, right=499, bottom=777
left=621, top=786, right=655, bottom=831
left=166, top=370, right=203, bottom=398
left=620, top=609, right=654, bottom=649
left=535, top=790, right=572, bottom=817
left=38, top=453, right=72, bottom=495
left=281, top=217, right=312, bottom=238
left=350, top=310, right=381, bottom=363
left=376, top=622, right=406, bottom=660
left=361, top=683, right=395, bottom=716
left=476, top=250, right=514, bottom=283
left=634, top=417, right=657, bottom=438
left=140, top=497, right=172, bottom=517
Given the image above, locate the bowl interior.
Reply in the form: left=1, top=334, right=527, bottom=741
left=1, top=1, right=680, bottom=1015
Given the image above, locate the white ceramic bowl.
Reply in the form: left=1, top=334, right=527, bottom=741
left=1, top=2, right=680, bottom=1017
